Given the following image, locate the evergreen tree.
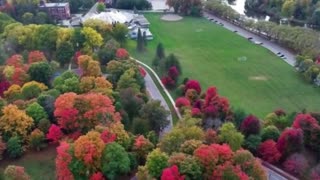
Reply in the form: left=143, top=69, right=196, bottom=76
left=156, top=43, right=165, bottom=59
left=136, top=28, right=144, bottom=52
left=143, top=31, right=147, bottom=47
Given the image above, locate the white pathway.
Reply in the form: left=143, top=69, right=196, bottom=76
left=203, top=12, right=296, bottom=67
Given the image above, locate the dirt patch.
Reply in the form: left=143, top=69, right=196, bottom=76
left=249, top=76, right=268, bottom=81
left=161, top=14, right=183, bottom=21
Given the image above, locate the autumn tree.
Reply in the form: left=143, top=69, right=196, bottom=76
left=53, top=71, right=81, bottom=93
left=0, top=104, right=33, bottom=140
left=219, top=123, right=244, bottom=151
left=81, top=27, right=103, bottom=53
left=146, top=148, right=169, bottom=178
left=83, top=19, right=112, bottom=40
left=28, top=50, right=47, bottom=64
left=78, top=55, right=102, bottom=77
left=26, top=102, right=48, bottom=125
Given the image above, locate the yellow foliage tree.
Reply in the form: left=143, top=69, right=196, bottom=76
left=0, top=104, right=34, bottom=140
left=4, top=84, right=22, bottom=101
left=78, top=55, right=101, bottom=77
left=21, top=81, right=48, bottom=91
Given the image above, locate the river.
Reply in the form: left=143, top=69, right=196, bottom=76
left=227, top=0, right=270, bottom=21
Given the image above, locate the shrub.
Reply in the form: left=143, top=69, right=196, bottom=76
left=175, top=97, right=191, bottom=109
left=244, top=135, right=261, bottom=152
left=161, top=76, right=176, bottom=89
left=258, top=140, right=281, bottom=163
left=283, top=153, right=309, bottom=178
left=4, top=165, right=30, bottom=180
left=46, top=124, right=63, bottom=143
left=179, top=156, right=203, bottom=180
left=146, top=148, right=169, bottom=178
left=7, top=136, right=23, bottom=158
left=264, top=112, right=290, bottom=130
left=101, top=142, right=130, bottom=180
left=180, top=139, right=203, bottom=155
left=276, top=128, right=303, bottom=157
left=261, top=125, right=280, bottom=141
left=0, top=136, right=6, bottom=160
left=29, top=129, right=46, bottom=151
left=161, top=165, right=185, bottom=180
left=219, top=123, right=244, bottom=151
left=25, top=102, right=48, bottom=125
left=168, top=153, right=186, bottom=167
left=240, top=115, right=261, bottom=137
left=184, top=80, right=201, bottom=94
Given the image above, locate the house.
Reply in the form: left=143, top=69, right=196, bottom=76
left=131, top=15, right=150, bottom=28
left=128, top=26, right=153, bottom=40
left=39, top=2, right=71, bottom=20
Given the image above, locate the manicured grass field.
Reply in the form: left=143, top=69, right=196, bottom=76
left=128, top=13, right=320, bottom=118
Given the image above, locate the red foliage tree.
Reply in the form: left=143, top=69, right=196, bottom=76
left=258, top=140, right=281, bottom=163
left=292, top=113, right=319, bottom=129
left=46, top=124, right=63, bottom=143
left=115, top=48, right=129, bottom=60
left=283, top=153, right=309, bottom=178
left=202, top=87, right=230, bottom=118
left=90, top=172, right=105, bottom=180
left=74, top=51, right=82, bottom=64
left=168, top=66, right=179, bottom=80
left=191, top=108, right=202, bottom=117
left=240, top=115, right=261, bottom=136
left=184, top=80, right=201, bottom=94
left=100, top=129, right=116, bottom=144
left=54, top=93, right=121, bottom=133
left=11, top=68, right=29, bottom=86
left=194, top=144, right=233, bottom=176
left=56, top=142, right=74, bottom=180
left=161, top=165, right=185, bottom=180
left=276, top=128, right=303, bottom=157
left=161, top=76, right=176, bottom=89
left=0, top=80, right=10, bottom=97
left=212, top=162, right=249, bottom=180
left=6, top=54, right=24, bottom=68
left=28, top=51, right=47, bottom=64
left=175, top=97, right=191, bottom=109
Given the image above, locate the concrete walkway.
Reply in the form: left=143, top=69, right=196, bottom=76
left=203, top=12, right=296, bottom=67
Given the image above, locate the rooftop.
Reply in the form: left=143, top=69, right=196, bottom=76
left=40, top=3, right=69, bottom=8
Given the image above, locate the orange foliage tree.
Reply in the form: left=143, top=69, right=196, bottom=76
left=78, top=55, right=101, bottom=77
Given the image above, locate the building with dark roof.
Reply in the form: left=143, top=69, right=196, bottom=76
left=39, top=2, right=71, bottom=20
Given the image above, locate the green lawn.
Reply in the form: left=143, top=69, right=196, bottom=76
left=127, top=13, right=320, bottom=118
left=0, top=145, right=56, bottom=180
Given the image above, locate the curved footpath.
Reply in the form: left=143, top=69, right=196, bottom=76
left=134, top=61, right=297, bottom=179
left=203, top=12, right=296, bottom=67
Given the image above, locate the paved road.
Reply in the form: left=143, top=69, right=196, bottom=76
left=203, top=12, right=296, bottom=67
left=144, top=71, right=173, bottom=134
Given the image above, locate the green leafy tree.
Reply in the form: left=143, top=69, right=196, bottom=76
left=244, top=135, right=262, bottom=152
left=21, top=12, right=33, bottom=24
left=101, top=142, right=130, bottom=180
left=81, top=27, right=103, bottom=52
left=33, top=25, right=58, bottom=57
left=26, top=102, right=48, bottom=125
left=34, top=12, right=48, bottom=24
left=112, top=23, right=128, bottom=47
left=28, top=62, right=53, bottom=86
left=219, top=122, right=244, bottom=151
left=56, top=41, right=75, bottom=67
left=97, top=2, right=106, bottom=12
left=139, top=100, right=170, bottom=134
left=53, top=71, right=80, bottom=93
left=7, top=136, right=23, bottom=158
left=72, top=28, right=86, bottom=50
left=146, top=148, right=168, bottom=178
left=117, top=68, right=141, bottom=92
